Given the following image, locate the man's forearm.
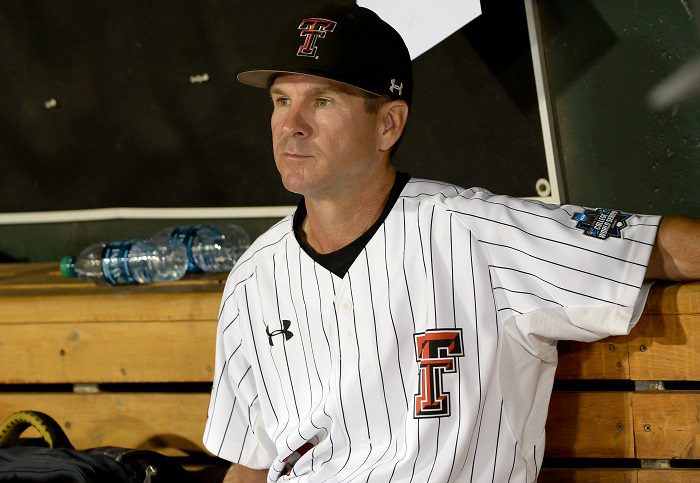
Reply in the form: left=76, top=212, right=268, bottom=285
left=223, top=463, right=269, bottom=483
left=647, top=215, right=700, bottom=280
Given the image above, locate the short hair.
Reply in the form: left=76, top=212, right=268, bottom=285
left=363, top=94, right=389, bottom=114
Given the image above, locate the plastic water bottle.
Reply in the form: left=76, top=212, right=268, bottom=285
left=60, top=237, right=188, bottom=285
left=154, top=224, right=251, bottom=273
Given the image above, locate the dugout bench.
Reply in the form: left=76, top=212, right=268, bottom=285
left=0, top=262, right=698, bottom=481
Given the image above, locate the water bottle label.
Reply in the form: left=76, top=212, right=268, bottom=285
left=170, top=226, right=204, bottom=273
left=101, top=242, right=137, bottom=285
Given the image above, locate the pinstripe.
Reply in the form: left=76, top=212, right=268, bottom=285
left=384, top=224, right=409, bottom=409
left=237, top=424, right=250, bottom=462
left=327, top=275, right=354, bottom=481
left=417, top=202, right=427, bottom=276
left=480, top=239, right=642, bottom=289
left=498, top=307, right=524, bottom=315
left=489, top=265, right=626, bottom=306
left=426, top=420, right=441, bottom=482
left=336, top=275, right=375, bottom=483
left=273, top=252, right=301, bottom=427
left=450, top=213, right=456, bottom=327
left=446, top=213, right=461, bottom=483
left=457, top=234, right=481, bottom=478
left=430, top=204, right=437, bottom=328
left=469, top=404, right=485, bottom=483
left=204, top=358, right=227, bottom=446
left=217, top=397, right=237, bottom=455
left=218, top=271, right=254, bottom=320
left=310, top=263, right=336, bottom=473
left=402, top=200, right=416, bottom=333
left=507, top=442, right=517, bottom=483
left=223, top=313, right=240, bottom=333
left=247, top=395, right=259, bottom=435
left=244, top=283, right=279, bottom=427
left=491, top=400, right=504, bottom=483
left=492, top=286, right=564, bottom=307
left=426, top=204, right=441, bottom=483
left=207, top=342, right=243, bottom=445
left=387, top=201, right=415, bottom=482
left=379, top=222, right=410, bottom=483
left=361, top=248, right=394, bottom=480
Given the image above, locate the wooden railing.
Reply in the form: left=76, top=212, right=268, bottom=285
left=1, top=263, right=698, bottom=481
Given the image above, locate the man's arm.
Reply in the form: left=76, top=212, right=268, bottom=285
left=222, top=463, right=268, bottom=483
left=646, top=215, right=700, bottom=280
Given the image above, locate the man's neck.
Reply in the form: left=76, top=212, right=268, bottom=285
left=302, top=167, right=396, bottom=254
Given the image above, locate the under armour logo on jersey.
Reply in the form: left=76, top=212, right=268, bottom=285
left=297, top=18, right=337, bottom=58
left=414, top=329, right=464, bottom=418
left=389, top=79, right=403, bottom=96
left=266, top=319, right=294, bottom=346
left=572, top=208, right=630, bottom=240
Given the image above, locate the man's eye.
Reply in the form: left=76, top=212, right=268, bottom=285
left=272, top=97, right=290, bottom=107
left=316, top=98, right=332, bottom=107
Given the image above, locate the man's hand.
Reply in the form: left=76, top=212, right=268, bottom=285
left=646, top=215, right=700, bottom=280
left=223, top=463, right=268, bottom=483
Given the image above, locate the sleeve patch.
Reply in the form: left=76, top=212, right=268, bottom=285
left=572, top=209, right=631, bottom=240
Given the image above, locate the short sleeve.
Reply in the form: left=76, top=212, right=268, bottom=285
left=467, top=193, right=661, bottom=353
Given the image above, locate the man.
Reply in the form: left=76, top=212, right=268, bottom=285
left=203, top=3, right=700, bottom=482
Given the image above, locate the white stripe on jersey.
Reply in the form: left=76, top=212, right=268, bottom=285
left=204, top=178, right=660, bottom=482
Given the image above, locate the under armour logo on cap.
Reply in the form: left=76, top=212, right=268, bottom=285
left=389, top=79, right=403, bottom=96
left=297, top=18, right=337, bottom=58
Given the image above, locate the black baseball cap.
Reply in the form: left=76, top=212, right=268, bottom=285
left=236, top=2, right=413, bottom=105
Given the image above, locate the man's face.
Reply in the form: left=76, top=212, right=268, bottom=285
left=270, top=74, right=382, bottom=199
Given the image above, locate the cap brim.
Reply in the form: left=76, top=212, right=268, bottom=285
left=236, top=68, right=385, bottom=98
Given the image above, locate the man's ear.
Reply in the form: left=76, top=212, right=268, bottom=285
left=377, top=101, right=409, bottom=152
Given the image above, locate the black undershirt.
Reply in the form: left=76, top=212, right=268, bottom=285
left=293, top=171, right=411, bottom=277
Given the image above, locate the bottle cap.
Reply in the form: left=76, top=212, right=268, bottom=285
left=59, top=256, right=78, bottom=278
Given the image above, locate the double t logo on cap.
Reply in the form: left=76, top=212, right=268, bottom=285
left=297, top=18, right=337, bottom=58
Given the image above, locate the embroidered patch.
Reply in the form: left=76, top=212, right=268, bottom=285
left=572, top=208, right=630, bottom=240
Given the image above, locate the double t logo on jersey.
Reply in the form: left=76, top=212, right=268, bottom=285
left=414, top=329, right=464, bottom=418
left=297, top=18, right=337, bottom=58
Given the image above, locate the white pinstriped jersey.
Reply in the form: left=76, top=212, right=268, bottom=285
left=203, top=178, right=660, bottom=482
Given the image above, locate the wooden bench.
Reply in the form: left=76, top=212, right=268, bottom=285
left=1, top=263, right=698, bottom=481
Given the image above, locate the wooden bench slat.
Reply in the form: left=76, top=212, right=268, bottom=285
left=636, top=469, right=700, bottom=482
left=628, top=314, right=700, bottom=380
left=642, top=282, right=700, bottom=315
left=0, top=321, right=217, bottom=383
left=0, top=290, right=222, bottom=324
left=632, top=392, right=700, bottom=459
left=545, top=392, right=634, bottom=458
left=539, top=469, right=700, bottom=482
left=0, top=393, right=211, bottom=452
left=538, top=468, right=637, bottom=482
left=556, top=337, right=630, bottom=379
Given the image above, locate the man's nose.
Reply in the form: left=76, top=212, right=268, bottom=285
left=281, top=104, right=312, bottom=138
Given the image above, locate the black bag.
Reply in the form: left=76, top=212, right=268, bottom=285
left=0, top=410, right=191, bottom=483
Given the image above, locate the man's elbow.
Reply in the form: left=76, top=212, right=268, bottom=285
left=646, top=215, right=700, bottom=281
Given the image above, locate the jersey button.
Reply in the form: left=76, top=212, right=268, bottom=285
left=341, top=302, right=352, bottom=312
